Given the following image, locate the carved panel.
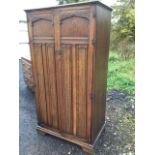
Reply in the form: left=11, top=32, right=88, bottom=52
left=31, top=17, right=54, bottom=37
left=60, top=15, right=89, bottom=37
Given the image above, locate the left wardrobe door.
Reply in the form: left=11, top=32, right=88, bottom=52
left=27, top=13, right=59, bottom=130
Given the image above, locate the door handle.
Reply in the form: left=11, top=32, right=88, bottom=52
left=55, top=48, right=61, bottom=55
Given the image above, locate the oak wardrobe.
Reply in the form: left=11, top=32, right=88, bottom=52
left=25, top=1, right=112, bottom=153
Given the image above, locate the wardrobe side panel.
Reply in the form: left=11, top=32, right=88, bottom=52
left=92, top=5, right=111, bottom=141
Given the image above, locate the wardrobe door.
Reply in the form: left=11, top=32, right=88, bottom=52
left=28, top=13, right=59, bottom=129
left=54, top=8, right=95, bottom=141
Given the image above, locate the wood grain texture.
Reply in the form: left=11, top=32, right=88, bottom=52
left=72, top=45, right=77, bottom=136
left=41, top=44, right=51, bottom=125
left=87, top=7, right=96, bottom=142
left=77, top=45, right=87, bottom=139
left=26, top=1, right=112, bottom=153
left=27, top=15, right=41, bottom=124
left=46, top=44, right=58, bottom=128
left=91, top=5, right=111, bottom=141
left=37, top=125, right=94, bottom=153
left=61, top=45, right=73, bottom=133
left=33, top=44, right=47, bottom=125
left=54, top=14, right=62, bottom=131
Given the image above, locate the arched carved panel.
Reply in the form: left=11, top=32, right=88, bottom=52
left=32, top=17, right=52, bottom=24
left=31, top=18, right=54, bottom=37
left=60, top=15, right=89, bottom=37
left=61, top=14, right=89, bottom=23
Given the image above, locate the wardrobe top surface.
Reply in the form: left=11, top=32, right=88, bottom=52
left=25, top=0, right=112, bottom=12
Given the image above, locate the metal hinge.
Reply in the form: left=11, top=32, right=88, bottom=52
left=92, top=39, right=96, bottom=46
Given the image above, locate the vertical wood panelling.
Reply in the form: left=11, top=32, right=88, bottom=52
left=42, top=44, right=51, bottom=126
left=54, top=14, right=62, bottom=130
left=33, top=44, right=47, bottom=125
left=76, top=46, right=79, bottom=138
left=77, top=46, right=87, bottom=139
left=72, top=45, right=77, bottom=135
left=46, top=44, right=58, bottom=128
left=61, top=45, right=72, bottom=133
left=31, top=44, right=41, bottom=123
left=55, top=55, right=63, bottom=130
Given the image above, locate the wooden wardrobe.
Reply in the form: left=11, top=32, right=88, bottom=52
left=25, top=1, right=112, bottom=153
